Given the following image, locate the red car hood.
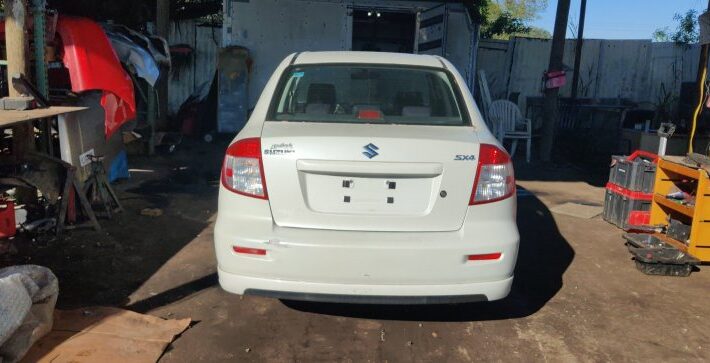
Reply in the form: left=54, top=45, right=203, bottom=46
left=56, top=16, right=136, bottom=138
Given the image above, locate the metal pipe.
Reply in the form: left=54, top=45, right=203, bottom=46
left=658, top=137, right=668, bottom=157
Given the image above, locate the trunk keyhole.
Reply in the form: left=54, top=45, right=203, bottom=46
left=440, top=191, right=447, bottom=198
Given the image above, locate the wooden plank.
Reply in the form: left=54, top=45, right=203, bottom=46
left=0, top=106, right=87, bottom=127
left=659, top=158, right=700, bottom=179
left=653, top=194, right=695, bottom=218
left=689, top=166, right=710, bottom=262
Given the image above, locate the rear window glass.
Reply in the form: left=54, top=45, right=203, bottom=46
left=269, top=65, right=468, bottom=126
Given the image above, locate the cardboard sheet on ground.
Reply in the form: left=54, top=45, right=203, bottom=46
left=21, top=307, right=190, bottom=363
left=550, top=202, right=603, bottom=219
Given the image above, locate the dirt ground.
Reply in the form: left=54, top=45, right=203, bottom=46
left=2, top=140, right=710, bottom=362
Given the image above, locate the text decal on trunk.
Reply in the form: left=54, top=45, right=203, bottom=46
left=455, top=155, right=476, bottom=161
left=264, top=143, right=295, bottom=155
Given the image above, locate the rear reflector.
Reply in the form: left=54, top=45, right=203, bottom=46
left=467, top=253, right=502, bottom=261
left=233, top=246, right=267, bottom=256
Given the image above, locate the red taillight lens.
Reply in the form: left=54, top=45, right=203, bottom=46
left=221, top=138, right=268, bottom=199
left=469, top=144, right=515, bottom=205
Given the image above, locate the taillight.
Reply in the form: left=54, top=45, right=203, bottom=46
left=469, top=144, right=515, bottom=205
left=221, top=138, right=268, bottom=199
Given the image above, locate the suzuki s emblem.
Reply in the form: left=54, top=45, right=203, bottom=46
left=362, top=143, right=379, bottom=159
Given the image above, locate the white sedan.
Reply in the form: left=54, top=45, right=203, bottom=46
left=215, top=51, right=519, bottom=304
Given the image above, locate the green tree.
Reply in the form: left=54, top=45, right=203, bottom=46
left=480, top=0, right=551, bottom=39
left=653, top=9, right=699, bottom=44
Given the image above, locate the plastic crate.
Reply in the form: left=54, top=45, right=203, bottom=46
left=609, top=150, right=658, bottom=193
left=608, top=155, right=625, bottom=186
left=603, top=183, right=652, bottom=230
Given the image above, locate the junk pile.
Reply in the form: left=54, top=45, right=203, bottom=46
left=104, top=23, right=178, bottom=155
left=0, top=15, right=178, bottom=245
left=606, top=152, right=710, bottom=277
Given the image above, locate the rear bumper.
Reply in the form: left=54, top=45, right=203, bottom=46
left=215, top=187, right=519, bottom=303
left=219, top=268, right=512, bottom=304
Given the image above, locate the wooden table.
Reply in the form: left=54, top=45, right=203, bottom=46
left=0, top=106, right=87, bottom=159
left=0, top=106, right=87, bottom=126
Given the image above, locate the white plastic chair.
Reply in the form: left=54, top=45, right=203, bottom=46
left=477, top=70, right=496, bottom=136
left=489, top=100, right=533, bottom=163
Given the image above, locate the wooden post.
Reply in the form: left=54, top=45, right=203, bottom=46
left=570, top=0, right=587, bottom=100
left=539, top=0, right=572, bottom=163
left=4, top=0, right=34, bottom=159
left=5, top=0, right=27, bottom=97
left=156, top=0, right=170, bottom=37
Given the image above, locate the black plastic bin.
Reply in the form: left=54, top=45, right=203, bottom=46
left=623, top=233, right=699, bottom=277
left=609, top=150, right=658, bottom=193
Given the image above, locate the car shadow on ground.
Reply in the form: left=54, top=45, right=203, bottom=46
left=513, top=159, right=609, bottom=187
left=282, top=187, right=575, bottom=322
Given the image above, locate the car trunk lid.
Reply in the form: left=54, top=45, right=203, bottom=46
left=261, top=122, right=479, bottom=232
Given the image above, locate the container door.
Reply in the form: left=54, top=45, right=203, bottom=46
left=415, top=4, right=448, bottom=56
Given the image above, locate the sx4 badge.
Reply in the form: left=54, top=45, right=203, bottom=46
left=264, top=143, right=295, bottom=155
left=455, top=155, right=476, bottom=161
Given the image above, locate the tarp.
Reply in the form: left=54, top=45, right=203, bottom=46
left=0, top=265, right=58, bottom=363
left=104, top=24, right=171, bottom=69
left=105, top=30, right=160, bottom=86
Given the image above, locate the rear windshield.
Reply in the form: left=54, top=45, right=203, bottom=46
left=269, top=65, right=468, bottom=126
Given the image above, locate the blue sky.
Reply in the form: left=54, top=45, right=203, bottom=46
left=530, top=0, right=708, bottom=39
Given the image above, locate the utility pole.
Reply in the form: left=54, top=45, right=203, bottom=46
left=4, top=0, right=34, bottom=158
left=540, top=0, right=572, bottom=163
left=156, top=0, right=170, bottom=131
left=571, top=0, right=587, bottom=100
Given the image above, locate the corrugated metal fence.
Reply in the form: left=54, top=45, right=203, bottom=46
left=167, top=20, right=221, bottom=115
left=477, top=38, right=701, bottom=113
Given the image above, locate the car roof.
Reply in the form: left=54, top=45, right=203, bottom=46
left=293, top=51, right=444, bottom=68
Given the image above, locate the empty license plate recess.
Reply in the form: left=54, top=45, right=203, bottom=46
left=301, top=173, right=439, bottom=216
